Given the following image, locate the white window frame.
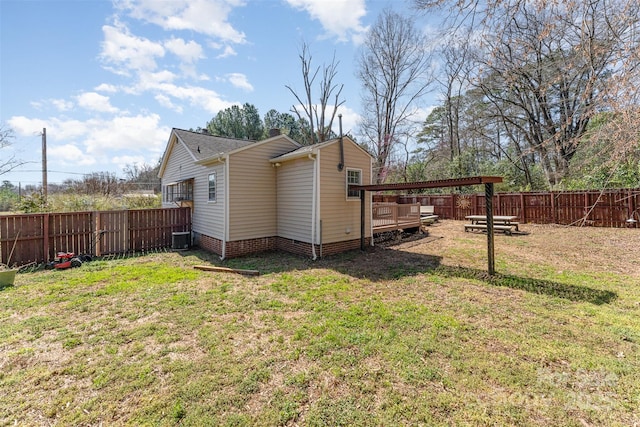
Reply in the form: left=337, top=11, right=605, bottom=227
left=346, top=168, right=362, bottom=200
left=208, top=172, right=217, bottom=202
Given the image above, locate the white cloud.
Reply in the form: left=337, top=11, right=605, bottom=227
left=131, top=79, right=233, bottom=114
left=136, top=70, right=177, bottom=89
left=216, top=45, right=237, bottom=59
left=51, top=99, right=74, bottom=112
left=100, top=21, right=165, bottom=75
left=76, top=92, right=119, bottom=113
left=95, top=83, right=119, bottom=93
left=49, top=144, right=97, bottom=166
left=83, top=114, right=168, bottom=155
left=7, top=116, right=48, bottom=135
left=334, top=105, right=360, bottom=135
left=288, top=104, right=361, bottom=137
left=285, top=0, right=368, bottom=43
left=30, top=99, right=74, bottom=112
left=164, top=37, right=204, bottom=63
left=155, top=94, right=183, bottom=113
left=116, top=0, right=247, bottom=43
left=112, top=154, right=148, bottom=170
left=8, top=113, right=171, bottom=169
left=226, top=73, right=253, bottom=91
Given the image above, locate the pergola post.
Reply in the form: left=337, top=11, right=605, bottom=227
left=485, top=182, right=495, bottom=275
left=352, top=176, right=503, bottom=274
left=360, top=189, right=366, bottom=250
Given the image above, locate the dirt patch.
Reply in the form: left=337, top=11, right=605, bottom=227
left=335, top=220, right=640, bottom=280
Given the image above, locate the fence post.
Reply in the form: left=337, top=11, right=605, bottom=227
left=124, top=211, right=130, bottom=253
left=550, top=191, right=556, bottom=224
left=452, top=194, right=457, bottom=219
left=94, top=211, right=102, bottom=257
left=43, top=213, right=50, bottom=262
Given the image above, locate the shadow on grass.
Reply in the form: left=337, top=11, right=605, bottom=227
left=431, top=265, right=617, bottom=305
left=179, top=240, right=617, bottom=305
left=179, top=236, right=444, bottom=282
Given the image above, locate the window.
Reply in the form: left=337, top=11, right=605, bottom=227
left=346, top=168, right=362, bottom=199
left=163, top=179, right=194, bottom=203
left=208, top=173, right=216, bottom=202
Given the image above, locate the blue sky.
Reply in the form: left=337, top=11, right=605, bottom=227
left=1, top=0, right=432, bottom=186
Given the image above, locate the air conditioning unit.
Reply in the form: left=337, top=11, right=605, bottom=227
left=172, top=232, right=191, bottom=250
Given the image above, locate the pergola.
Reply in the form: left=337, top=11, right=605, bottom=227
left=350, top=176, right=504, bottom=275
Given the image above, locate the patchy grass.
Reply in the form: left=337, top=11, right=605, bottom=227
left=1, top=221, right=639, bottom=426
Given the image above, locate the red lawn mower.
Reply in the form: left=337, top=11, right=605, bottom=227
left=45, top=230, right=103, bottom=270
left=46, top=252, right=91, bottom=270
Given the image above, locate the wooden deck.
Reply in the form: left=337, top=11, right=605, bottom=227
left=372, top=203, right=421, bottom=233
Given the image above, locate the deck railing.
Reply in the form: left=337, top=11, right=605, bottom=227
left=372, top=203, right=421, bottom=233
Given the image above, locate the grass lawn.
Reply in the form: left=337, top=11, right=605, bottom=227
left=1, top=221, right=639, bottom=426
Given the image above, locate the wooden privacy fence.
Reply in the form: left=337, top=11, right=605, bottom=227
left=0, top=208, right=191, bottom=267
left=390, top=188, right=640, bottom=228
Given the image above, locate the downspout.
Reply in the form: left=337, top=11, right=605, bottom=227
left=337, top=114, right=344, bottom=172
left=221, top=155, right=229, bottom=260
left=309, top=153, right=318, bottom=260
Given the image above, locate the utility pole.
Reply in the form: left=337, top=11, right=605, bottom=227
left=42, top=127, right=47, bottom=201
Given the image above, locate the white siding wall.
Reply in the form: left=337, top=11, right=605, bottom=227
left=318, top=141, right=372, bottom=244
left=276, top=157, right=314, bottom=243
left=161, top=138, right=225, bottom=239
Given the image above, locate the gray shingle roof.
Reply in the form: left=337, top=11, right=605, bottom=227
left=173, top=128, right=256, bottom=161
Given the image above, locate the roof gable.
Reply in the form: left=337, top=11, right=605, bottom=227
left=270, top=136, right=372, bottom=163
left=174, top=129, right=256, bottom=161
left=159, top=128, right=301, bottom=177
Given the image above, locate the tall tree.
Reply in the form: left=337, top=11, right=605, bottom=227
left=207, top=103, right=264, bottom=140
left=262, top=109, right=311, bottom=143
left=357, top=8, right=433, bottom=184
left=286, top=43, right=345, bottom=145
left=416, top=0, right=640, bottom=188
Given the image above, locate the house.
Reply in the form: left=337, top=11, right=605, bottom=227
left=158, top=128, right=373, bottom=259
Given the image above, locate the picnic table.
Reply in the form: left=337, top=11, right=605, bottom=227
left=464, top=215, right=519, bottom=235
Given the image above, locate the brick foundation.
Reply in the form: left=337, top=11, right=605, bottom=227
left=194, top=232, right=223, bottom=256
left=195, top=233, right=371, bottom=259
left=275, top=237, right=315, bottom=258
left=225, top=237, right=277, bottom=258
left=318, top=237, right=372, bottom=256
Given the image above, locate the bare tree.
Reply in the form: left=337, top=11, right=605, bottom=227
left=286, top=43, right=345, bottom=145
left=357, top=8, right=433, bottom=184
left=0, top=125, right=23, bottom=176
left=417, top=0, right=640, bottom=188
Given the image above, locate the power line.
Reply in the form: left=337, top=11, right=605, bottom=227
left=12, top=169, right=113, bottom=176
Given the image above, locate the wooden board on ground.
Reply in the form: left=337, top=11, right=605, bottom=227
left=194, top=265, right=260, bottom=276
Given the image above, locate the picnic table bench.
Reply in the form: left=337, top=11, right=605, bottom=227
left=420, top=205, right=439, bottom=226
left=464, top=215, right=519, bottom=235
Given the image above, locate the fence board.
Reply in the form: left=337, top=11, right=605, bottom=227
left=396, top=188, right=639, bottom=228
left=0, top=207, right=191, bottom=267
